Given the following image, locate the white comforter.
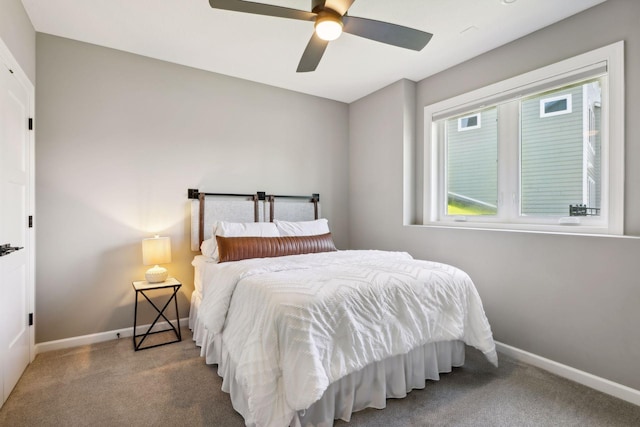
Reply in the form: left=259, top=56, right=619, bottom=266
left=198, top=250, right=497, bottom=427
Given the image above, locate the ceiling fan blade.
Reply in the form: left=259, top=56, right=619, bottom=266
left=297, top=33, right=330, bottom=72
left=323, top=0, right=355, bottom=16
left=209, top=0, right=315, bottom=21
left=342, top=16, right=433, bottom=51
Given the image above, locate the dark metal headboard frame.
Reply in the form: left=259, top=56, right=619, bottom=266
left=267, top=194, right=320, bottom=222
left=188, top=189, right=320, bottom=249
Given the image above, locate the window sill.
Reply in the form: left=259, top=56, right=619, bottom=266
left=406, top=222, right=638, bottom=239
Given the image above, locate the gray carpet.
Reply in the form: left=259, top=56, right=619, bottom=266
left=1, top=329, right=639, bottom=426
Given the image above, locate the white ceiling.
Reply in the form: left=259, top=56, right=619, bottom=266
left=21, top=0, right=606, bottom=103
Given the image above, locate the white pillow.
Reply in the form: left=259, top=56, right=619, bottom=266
left=274, top=218, right=330, bottom=236
left=202, top=221, right=280, bottom=261
left=216, top=221, right=279, bottom=238
left=200, top=237, right=216, bottom=258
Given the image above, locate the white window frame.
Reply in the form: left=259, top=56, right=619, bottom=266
left=539, top=93, right=572, bottom=117
left=423, top=41, right=624, bottom=235
left=457, top=113, right=481, bottom=131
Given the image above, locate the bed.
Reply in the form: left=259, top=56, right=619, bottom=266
left=187, top=190, right=497, bottom=427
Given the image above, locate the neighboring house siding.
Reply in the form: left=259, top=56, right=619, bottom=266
left=447, top=107, right=497, bottom=209
left=521, top=86, right=584, bottom=215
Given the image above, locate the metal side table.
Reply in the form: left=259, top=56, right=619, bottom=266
left=132, top=277, right=182, bottom=351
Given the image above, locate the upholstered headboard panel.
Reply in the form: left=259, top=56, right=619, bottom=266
left=268, top=195, right=320, bottom=222
left=190, top=194, right=264, bottom=251
left=188, top=190, right=320, bottom=252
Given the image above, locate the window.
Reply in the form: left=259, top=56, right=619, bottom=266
left=521, top=80, right=601, bottom=217
left=457, top=113, right=481, bottom=131
left=424, top=41, right=624, bottom=235
left=447, top=108, right=497, bottom=216
left=540, top=94, right=572, bottom=117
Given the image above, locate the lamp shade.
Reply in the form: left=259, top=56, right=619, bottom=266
left=142, top=236, right=171, bottom=266
left=142, top=236, right=171, bottom=283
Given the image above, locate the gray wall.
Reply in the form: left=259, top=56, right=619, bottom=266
left=349, top=79, right=415, bottom=247
left=0, top=0, right=35, bottom=84
left=35, top=34, right=349, bottom=343
left=350, top=0, right=640, bottom=391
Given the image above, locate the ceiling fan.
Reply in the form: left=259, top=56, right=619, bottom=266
left=209, top=0, right=433, bottom=72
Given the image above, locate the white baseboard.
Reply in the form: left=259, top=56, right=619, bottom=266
left=495, top=341, right=640, bottom=407
left=34, top=317, right=190, bottom=355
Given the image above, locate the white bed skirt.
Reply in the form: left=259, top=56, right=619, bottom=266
left=190, top=292, right=466, bottom=426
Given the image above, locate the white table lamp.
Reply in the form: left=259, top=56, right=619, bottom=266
left=142, top=235, right=171, bottom=283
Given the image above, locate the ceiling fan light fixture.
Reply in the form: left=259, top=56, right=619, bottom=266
left=315, top=11, right=343, bottom=41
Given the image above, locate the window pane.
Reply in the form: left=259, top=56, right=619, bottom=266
left=459, top=114, right=479, bottom=130
left=521, top=80, right=602, bottom=216
left=446, top=107, right=498, bottom=216
left=545, top=99, right=567, bottom=113
left=462, top=116, right=477, bottom=127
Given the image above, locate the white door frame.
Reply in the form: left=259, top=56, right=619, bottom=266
left=0, top=36, right=35, bottom=370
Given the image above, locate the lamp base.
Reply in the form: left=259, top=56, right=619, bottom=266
left=145, top=265, right=168, bottom=283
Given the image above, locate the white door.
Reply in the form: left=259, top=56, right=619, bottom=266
left=0, top=53, right=32, bottom=406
